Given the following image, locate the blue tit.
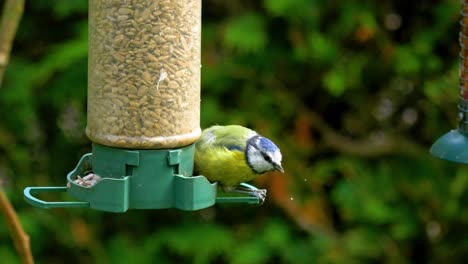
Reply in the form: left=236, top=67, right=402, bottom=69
left=194, top=125, right=284, bottom=202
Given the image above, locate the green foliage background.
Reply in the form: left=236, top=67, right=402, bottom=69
left=1, top=0, right=467, bottom=263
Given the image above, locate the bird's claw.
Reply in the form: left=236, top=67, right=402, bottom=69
left=223, top=186, right=268, bottom=204
left=252, top=188, right=267, bottom=204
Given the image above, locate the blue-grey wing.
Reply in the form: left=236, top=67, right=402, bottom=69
left=225, top=145, right=244, bottom=151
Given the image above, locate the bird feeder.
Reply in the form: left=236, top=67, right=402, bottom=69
left=24, top=0, right=263, bottom=212
left=430, top=0, right=468, bottom=163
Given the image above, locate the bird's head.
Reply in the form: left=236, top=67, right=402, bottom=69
left=246, top=135, right=284, bottom=174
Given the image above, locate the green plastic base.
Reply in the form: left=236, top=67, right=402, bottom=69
left=24, top=143, right=263, bottom=212
left=66, top=143, right=217, bottom=212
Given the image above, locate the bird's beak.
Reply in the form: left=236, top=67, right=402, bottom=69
left=274, top=163, right=284, bottom=173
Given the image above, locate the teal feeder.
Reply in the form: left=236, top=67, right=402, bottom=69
left=23, top=0, right=263, bottom=211
left=430, top=2, right=468, bottom=164
left=24, top=144, right=262, bottom=212
left=430, top=98, right=468, bottom=163
left=430, top=129, right=468, bottom=163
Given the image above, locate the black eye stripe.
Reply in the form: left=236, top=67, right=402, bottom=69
left=262, top=153, right=272, bottom=162
left=248, top=139, right=273, bottom=163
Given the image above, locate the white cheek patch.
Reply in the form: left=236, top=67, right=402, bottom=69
left=250, top=153, right=264, bottom=166
left=247, top=146, right=276, bottom=173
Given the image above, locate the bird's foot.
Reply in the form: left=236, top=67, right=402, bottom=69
left=222, top=186, right=267, bottom=204
left=250, top=188, right=267, bottom=204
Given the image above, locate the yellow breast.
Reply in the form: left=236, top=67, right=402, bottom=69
left=194, top=146, right=258, bottom=187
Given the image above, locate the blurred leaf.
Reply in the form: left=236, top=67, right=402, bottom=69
left=32, top=23, right=88, bottom=85
left=450, top=169, right=468, bottom=198
left=343, top=228, right=382, bottom=259
left=51, top=0, right=88, bottom=18
left=108, top=236, right=151, bottom=264
left=159, top=224, right=234, bottom=264
left=263, top=0, right=316, bottom=20
left=262, top=219, right=291, bottom=249
left=31, top=0, right=88, bottom=18
left=224, top=13, right=267, bottom=53
left=0, top=247, right=19, bottom=264
left=391, top=218, right=419, bottom=240
left=423, top=65, right=457, bottom=103
left=307, top=32, right=339, bottom=65
left=323, top=68, right=346, bottom=96
left=394, top=46, right=421, bottom=76
left=230, top=239, right=270, bottom=264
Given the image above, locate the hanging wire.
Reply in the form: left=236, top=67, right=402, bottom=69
left=459, top=0, right=468, bottom=132
left=459, top=0, right=468, bottom=98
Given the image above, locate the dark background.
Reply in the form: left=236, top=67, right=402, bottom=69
left=0, top=0, right=467, bottom=263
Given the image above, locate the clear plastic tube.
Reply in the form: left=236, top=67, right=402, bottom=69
left=86, top=0, right=201, bottom=149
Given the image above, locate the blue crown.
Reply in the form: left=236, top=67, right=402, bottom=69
left=258, top=136, right=279, bottom=152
